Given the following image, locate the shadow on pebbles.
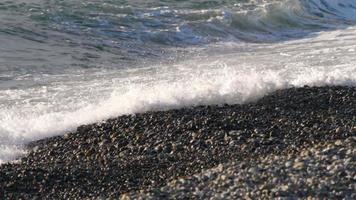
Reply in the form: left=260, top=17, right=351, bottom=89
left=0, top=86, right=355, bottom=199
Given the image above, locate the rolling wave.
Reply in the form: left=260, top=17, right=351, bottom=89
left=1, top=0, right=356, bottom=46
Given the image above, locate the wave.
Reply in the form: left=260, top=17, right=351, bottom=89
left=210, top=0, right=356, bottom=41
left=1, top=62, right=355, bottom=140
left=1, top=63, right=355, bottom=164
left=2, top=22, right=356, bottom=163
left=2, top=0, right=356, bottom=46
left=1, top=0, right=356, bottom=73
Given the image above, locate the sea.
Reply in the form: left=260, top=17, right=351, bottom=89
left=1, top=0, right=356, bottom=163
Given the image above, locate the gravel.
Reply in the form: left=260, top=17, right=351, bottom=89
left=128, top=137, right=355, bottom=199
left=0, top=86, right=355, bottom=199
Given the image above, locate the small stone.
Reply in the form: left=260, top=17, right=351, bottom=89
left=63, top=133, right=70, bottom=139
left=32, top=146, right=39, bottom=152
left=334, top=140, right=342, bottom=146
left=281, top=185, right=289, bottom=191
left=217, top=164, right=224, bottom=172
left=351, top=126, right=356, bottom=132
left=248, top=167, right=258, bottom=174
left=293, top=162, right=305, bottom=170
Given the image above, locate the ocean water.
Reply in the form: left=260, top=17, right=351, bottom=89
left=0, top=0, right=356, bottom=163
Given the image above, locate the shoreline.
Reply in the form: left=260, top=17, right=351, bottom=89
left=1, top=86, right=355, bottom=199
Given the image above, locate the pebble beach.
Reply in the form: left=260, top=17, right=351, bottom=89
left=1, top=86, right=355, bottom=199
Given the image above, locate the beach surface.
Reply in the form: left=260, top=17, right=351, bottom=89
left=1, top=86, right=355, bottom=199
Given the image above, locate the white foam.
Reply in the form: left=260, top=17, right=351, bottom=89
left=1, top=25, right=356, bottom=164
left=0, top=145, right=26, bottom=165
